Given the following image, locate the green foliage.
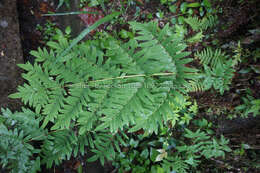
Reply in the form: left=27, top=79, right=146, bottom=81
left=0, top=108, right=44, bottom=173
left=160, top=156, right=189, bottom=173
left=184, top=15, right=218, bottom=31
left=160, top=0, right=175, bottom=5
left=187, top=31, right=204, bottom=43
left=174, top=24, right=187, bottom=39
left=119, top=29, right=134, bottom=39
left=177, top=129, right=231, bottom=160
left=113, top=135, right=155, bottom=173
left=112, top=122, right=231, bottom=173
left=113, top=98, right=197, bottom=172
left=41, top=129, right=128, bottom=168
left=36, top=21, right=58, bottom=42
left=168, top=93, right=197, bottom=126
left=180, top=1, right=212, bottom=15
left=161, top=129, right=231, bottom=173
left=202, top=62, right=234, bottom=94
left=0, top=108, right=129, bottom=170
left=195, top=47, right=236, bottom=94
left=195, top=47, right=227, bottom=68
left=235, top=94, right=260, bottom=117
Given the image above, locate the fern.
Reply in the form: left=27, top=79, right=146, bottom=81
left=186, top=79, right=206, bottom=92
left=181, top=129, right=231, bottom=159
left=184, top=15, right=218, bottom=32
left=195, top=47, right=227, bottom=68
left=200, top=15, right=218, bottom=31
left=162, top=156, right=189, bottom=173
left=5, top=20, right=209, bottom=170
left=10, top=21, right=197, bottom=136
left=195, top=48, right=235, bottom=94
left=203, top=62, right=235, bottom=94
left=167, top=129, right=231, bottom=172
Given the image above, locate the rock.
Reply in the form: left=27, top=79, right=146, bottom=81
left=0, top=20, right=8, bottom=28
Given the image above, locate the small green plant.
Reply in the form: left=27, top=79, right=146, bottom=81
left=113, top=134, right=164, bottom=173
left=195, top=47, right=236, bottom=94
left=235, top=94, right=260, bottom=117
left=182, top=14, right=218, bottom=47
left=159, top=0, right=177, bottom=13
left=36, top=21, right=57, bottom=42
left=159, top=128, right=231, bottom=173
left=168, top=92, right=197, bottom=126
left=36, top=22, right=72, bottom=43
left=156, top=10, right=164, bottom=19
left=187, top=31, right=204, bottom=44
left=118, top=29, right=134, bottom=39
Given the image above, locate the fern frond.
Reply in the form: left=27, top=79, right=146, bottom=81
left=184, top=15, right=218, bottom=32
left=162, top=156, right=189, bottom=173
left=200, top=15, right=218, bottom=31
left=41, top=130, right=77, bottom=168
left=195, top=47, right=227, bottom=68
left=42, top=129, right=128, bottom=168
left=187, top=31, right=204, bottom=43
left=12, top=21, right=197, bottom=135
left=185, top=80, right=206, bottom=93
left=195, top=48, right=235, bottom=94
left=184, top=16, right=201, bottom=31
